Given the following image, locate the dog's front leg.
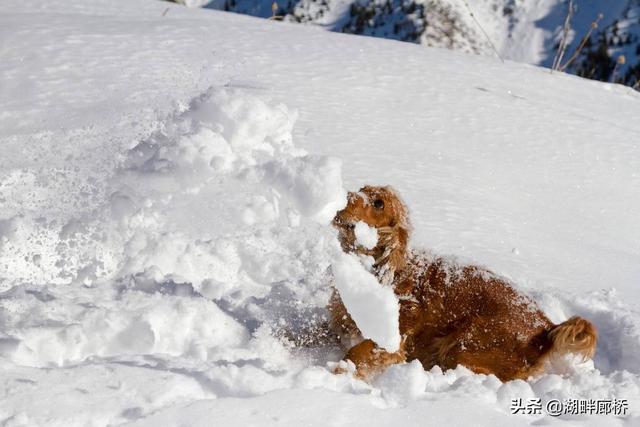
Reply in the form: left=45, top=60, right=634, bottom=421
left=338, top=337, right=406, bottom=379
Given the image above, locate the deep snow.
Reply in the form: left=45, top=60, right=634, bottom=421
left=1, top=0, right=640, bottom=426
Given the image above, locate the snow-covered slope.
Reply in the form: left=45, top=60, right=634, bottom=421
left=1, top=0, right=640, bottom=425
left=189, top=0, right=640, bottom=87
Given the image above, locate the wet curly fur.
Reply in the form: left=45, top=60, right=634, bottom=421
left=330, top=185, right=597, bottom=381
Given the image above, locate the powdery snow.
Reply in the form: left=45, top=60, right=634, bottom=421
left=1, top=0, right=640, bottom=426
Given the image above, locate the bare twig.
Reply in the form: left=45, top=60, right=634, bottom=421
left=268, top=1, right=284, bottom=20
left=462, top=0, right=504, bottom=63
left=610, top=55, right=625, bottom=83
left=559, top=13, right=604, bottom=72
left=552, top=0, right=574, bottom=72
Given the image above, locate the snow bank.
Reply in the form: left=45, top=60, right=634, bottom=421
left=0, top=77, right=405, bottom=425
left=0, top=86, right=346, bottom=370
left=0, top=76, right=397, bottom=391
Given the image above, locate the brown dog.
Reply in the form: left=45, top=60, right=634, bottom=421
left=330, top=185, right=597, bottom=381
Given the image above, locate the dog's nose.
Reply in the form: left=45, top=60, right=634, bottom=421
left=333, top=191, right=362, bottom=228
left=333, top=209, right=356, bottom=230
left=333, top=203, right=352, bottom=226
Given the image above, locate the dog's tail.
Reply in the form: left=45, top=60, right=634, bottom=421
left=547, top=316, right=597, bottom=361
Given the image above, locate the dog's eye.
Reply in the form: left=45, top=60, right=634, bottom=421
left=373, top=199, right=384, bottom=210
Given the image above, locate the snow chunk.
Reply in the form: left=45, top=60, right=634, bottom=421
left=354, top=221, right=378, bottom=249
left=263, top=155, right=346, bottom=224
left=332, top=252, right=400, bottom=351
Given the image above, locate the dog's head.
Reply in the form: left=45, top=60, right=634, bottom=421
left=333, top=185, right=411, bottom=284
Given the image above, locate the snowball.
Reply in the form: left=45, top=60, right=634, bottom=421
left=332, top=252, right=401, bottom=351
left=354, top=221, right=378, bottom=249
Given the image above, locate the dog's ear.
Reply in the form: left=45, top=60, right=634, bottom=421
left=374, top=187, right=411, bottom=284
left=384, top=185, right=411, bottom=241
left=375, top=225, right=408, bottom=285
left=387, top=225, right=408, bottom=274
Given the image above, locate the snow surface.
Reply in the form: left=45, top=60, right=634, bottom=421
left=1, top=0, right=640, bottom=425
left=194, top=0, right=640, bottom=87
